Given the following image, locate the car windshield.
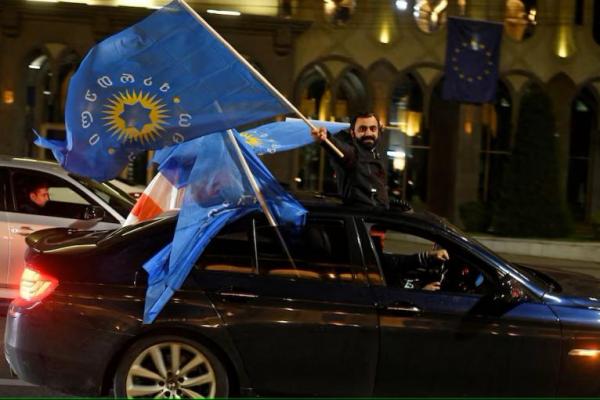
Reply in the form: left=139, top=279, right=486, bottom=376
left=70, top=174, right=136, bottom=219
left=440, top=219, right=552, bottom=292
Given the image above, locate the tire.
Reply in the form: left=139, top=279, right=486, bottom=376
left=113, top=335, right=229, bottom=398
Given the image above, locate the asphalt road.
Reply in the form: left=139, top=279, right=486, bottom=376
left=0, top=254, right=597, bottom=397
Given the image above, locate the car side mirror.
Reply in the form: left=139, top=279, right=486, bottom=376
left=493, top=274, right=527, bottom=303
left=83, top=205, right=105, bottom=221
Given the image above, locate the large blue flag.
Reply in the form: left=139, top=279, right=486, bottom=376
left=36, top=0, right=290, bottom=181
left=239, top=118, right=349, bottom=155
left=143, top=130, right=306, bottom=323
left=442, top=17, right=503, bottom=103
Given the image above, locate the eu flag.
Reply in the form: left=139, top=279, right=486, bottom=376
left=36, top=0, right=290, bottom=181
left=443, top=17, right=503, bottom=103
left=143, top=130, right=307, bottom=323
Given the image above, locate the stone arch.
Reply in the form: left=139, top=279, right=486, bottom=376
left=293, top=62, right=333, bottom=120
left=367, top=59, right=397, bottom=126
left=331, top=64, right=370, bottom=121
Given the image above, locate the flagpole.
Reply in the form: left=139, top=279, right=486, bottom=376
left=225, top=129, right=299, bottom=271
left=177, top=0, right=344, bottom=159
left=225, top=130, right=278, bottom=227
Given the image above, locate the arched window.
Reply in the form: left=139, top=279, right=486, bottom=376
left=479, top=81, right=512, bottom=204
left=504, top=0, right=537, bottom=41
left=24, top=51, right=52, bottom=157
left=388, top=73, right=427, bottom=204
left=333, top=68, right=368, bottom=122
left=294, top=65, right=331, bottom=192
left=56, top=50, right=80, bottom=119
left=568, top=87, right=597, bottom=221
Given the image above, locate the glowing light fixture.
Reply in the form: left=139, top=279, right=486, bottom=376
left=395, top=0, right=408, bottom=11
left=28, top=54, right=48, bottom=70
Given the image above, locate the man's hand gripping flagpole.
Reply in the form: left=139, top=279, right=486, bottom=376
left=177, top=0, right=344, bottom=159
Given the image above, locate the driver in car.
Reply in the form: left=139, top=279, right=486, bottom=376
left=372, top=230, right=449, bottom=291
left=20, top=180, right=50, bottom=215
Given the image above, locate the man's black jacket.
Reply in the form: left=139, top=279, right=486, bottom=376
left=323, top=130, right=389, bottom=208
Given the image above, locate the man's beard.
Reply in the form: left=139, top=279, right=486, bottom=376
left=359, top=136, right=377, bottom=150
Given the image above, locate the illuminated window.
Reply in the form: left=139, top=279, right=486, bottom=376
left=294, top=66, right=330, bottom=192
left=388, top=74, right=427, bottom=204
left=479, top=82, right=512, bottom=204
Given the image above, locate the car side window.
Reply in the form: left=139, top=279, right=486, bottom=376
left=367, top=221, right=495, bottom=295
left=255, top=217, right=364, bottom=283
left=9, top=169, right=112, bottom=221
left=194, top=216, right=255, bottom=275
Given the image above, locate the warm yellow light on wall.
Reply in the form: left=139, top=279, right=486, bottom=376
left=464, top=121, right=473, bottom=135
left=463, top=104, right=474, bottom=135
left=556, top=25, right=575, bottom=59
left=3, top=90, right=14, bottom=104
left=379, top=23, right=391, bottom=44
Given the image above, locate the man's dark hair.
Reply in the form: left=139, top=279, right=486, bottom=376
left=27, top=180, right=49, bottom=195
left=350, top=112, right=381, bottom=132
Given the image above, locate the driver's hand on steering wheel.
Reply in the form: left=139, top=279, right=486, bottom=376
left=428, top=249, right=449, bottom=263
left=423, top=281, right=441, bottom=291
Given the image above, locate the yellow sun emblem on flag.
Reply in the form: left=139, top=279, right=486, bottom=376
left=102, top=90, right=169, bottom=144
left=240, top=131, right=263, bottom=147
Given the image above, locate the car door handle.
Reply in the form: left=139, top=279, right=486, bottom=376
left=12, top=226, right=34, bottom=236
left=379, top=301, right=421, bottom=314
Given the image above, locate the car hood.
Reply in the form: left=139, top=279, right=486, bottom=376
left=519, top=263, right=600, bottom=305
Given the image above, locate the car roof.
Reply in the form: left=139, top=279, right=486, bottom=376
left=0, top=155, right=68, bottom=175
left=294, top=191, right=449, bottom=230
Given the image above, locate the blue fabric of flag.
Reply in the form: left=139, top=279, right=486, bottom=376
left=35, top=0, right=289, bottom=181
left=143, top=130, right=306, bottom=323
left=442, top=17, right=503, bottom=103
left=239, top=118, right=350, bottom=155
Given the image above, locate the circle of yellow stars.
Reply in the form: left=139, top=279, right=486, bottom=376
left=451, top=38, right=494, bottom=83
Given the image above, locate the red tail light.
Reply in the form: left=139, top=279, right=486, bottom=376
left=18, top=266, right=58, bottom=303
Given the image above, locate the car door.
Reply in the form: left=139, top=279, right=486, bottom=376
left=0, top=168, right=10, bottom=298
left=358, top=217, right=562, bottom=397
left=192, top=213, right=379, bottom=396
left=5, top=168, right=120, bottom=295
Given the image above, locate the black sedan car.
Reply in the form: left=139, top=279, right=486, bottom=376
left=5, top=197, right=600, bottom=397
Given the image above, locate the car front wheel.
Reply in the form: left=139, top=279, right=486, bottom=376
left=113, top=335, right=229, bottom=398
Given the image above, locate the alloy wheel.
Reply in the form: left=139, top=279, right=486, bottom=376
left=125, top=341, right=217, bottom=398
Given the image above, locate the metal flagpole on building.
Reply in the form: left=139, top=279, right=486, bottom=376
left=178, top=0, right=344, bottom=159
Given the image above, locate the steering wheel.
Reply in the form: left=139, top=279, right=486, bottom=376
left=439, top=262, right=485, bottom=293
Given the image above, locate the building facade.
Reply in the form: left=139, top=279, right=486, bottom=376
left=1, top=0, right=599, bottom=226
